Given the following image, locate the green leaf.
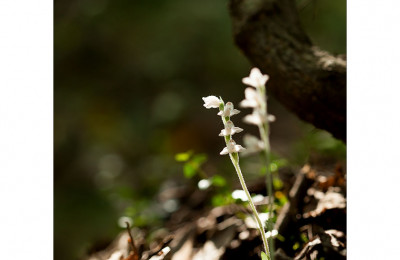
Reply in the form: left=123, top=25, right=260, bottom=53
left=191, top=153, right=207, bottom=165
left=183, top=163, right=196, bottom=178
left=293, top=242, right=300, bottom=250
left=261, top=251, right=269, bottom=260
left=211, top=175, right=226, bottom=187
left=269, top=162, right=278, bottom=172
left=211, top=193, right=234, bottom=207
left=273, top=177, right=284, bottom=190
left=300, top=233, right=309, bottom=243
left=211, top=194, right=225, bottom=206
left=175, top=151, right=193, bottom=162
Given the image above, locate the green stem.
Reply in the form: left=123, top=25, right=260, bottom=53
left=229, top=153, right=271, bottom=260
left=218, top=100, right=271, bottom=259
left=258, top=85, right=275, bottom=259
left=259, top=123, right=275, bottom=259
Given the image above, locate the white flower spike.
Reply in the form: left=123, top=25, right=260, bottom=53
left=219, top=120, right=243, bottom=136
left=202, top=95, right=221, bottom=109
left=242, top=68, right=269, bottom=88
left=240, top=87, right=265, bottom=108
left=220, top=139, right=246, bottom=155
left=217, top=102, right=240, bottom=117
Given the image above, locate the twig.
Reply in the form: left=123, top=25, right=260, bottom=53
left=125, top=222, right=140, bottom=258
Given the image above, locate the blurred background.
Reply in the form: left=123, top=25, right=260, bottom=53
left=54, top=0, right=346, bottom=259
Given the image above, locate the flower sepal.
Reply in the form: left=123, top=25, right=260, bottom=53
left=220, top=139, right=246, bottom=155
left=202, top=95, right=221, bottom=109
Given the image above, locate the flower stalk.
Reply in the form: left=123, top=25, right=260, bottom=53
left=203, top=96, right=271, bottom=259
left=230, top=151, right=270, bottom=259
left=241, top=68, right=276, bottom=258
left=203, top=66, right=277, bottom=260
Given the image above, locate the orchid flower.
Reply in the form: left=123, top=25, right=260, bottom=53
left=202, top=95, right=221, bottom=109
left=241, top=68, right=276, bottom=259
left=243, top=111, right=266, bottom=126
left=220, top=139, right=246, bottom=155
left=202, top=91, right=271, bottom=259
left=217, top=101, right=240, bottom=117
left=242, top=68, right=269, bottom=88
left=219, top=120, right=243, bottom=137
left=240, top=87, right=265, bottom=108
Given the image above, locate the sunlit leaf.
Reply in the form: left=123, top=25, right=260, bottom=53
left=211, top=193, right=233, bottom=207
left=300, top=233, right=309, bottom=243
left=293, top=242, right=300, bottom=250
left=191, top=153, right=207, bottom=165
left=183, top=163, right=196, bottom=178
left=273, top=177, right=284, bottom=190
left=211, top=194, right=225, bottom=206
left=261, top=251, right=269, bottom=260
left=211, top=175, right=226, bottom=187
left=269, top=162, right=278, bottom=172
left=175, top=151, right=193, bottom=162
left=275, top=191, right=288, bottom=206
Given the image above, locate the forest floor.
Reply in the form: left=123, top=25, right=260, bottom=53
left=87, top=163, right=346, bottom=260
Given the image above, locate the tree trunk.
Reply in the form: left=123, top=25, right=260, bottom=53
left=229, top=0, right=346, bottom=142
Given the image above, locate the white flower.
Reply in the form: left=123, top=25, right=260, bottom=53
left=243, top=111, right=276, bottom=125
left=242, top=68, right=269, bottom=88
left=240, top=87, right=265, bottom=108
left=243, top=111, right=266, bottom=125
left=242, top=134, right=265, bottom=155
left=202, top=95, right=221, bottom=109
left=219, top=120, right=243, bottom=136
left=266, top=230, right=278, bottom=239
left=220, top=139, right=246, bottom=155
left=217, top=102, right=240, bottom=117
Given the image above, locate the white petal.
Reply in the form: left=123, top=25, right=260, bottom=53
left=202, top=96, right=220, bottom=108
left=247, top=87, right=264, bottom=104
left=239, top=99, right=257, bottom=108
left=265, top=230, right=278, bottom=239
left=249, top=67, right=263, bottom=79
left=230, top=109, right=241, bottom=116
left=243, top=113, right=263, bottom=125
left=234, top=145, right=246, bottom=153
left=217, top=110, right=223, bottom=116
left=219, top=129, right=230, bottom=136
left=231, top=127, right=243, bottom=134
left=250, top=68, right=269, bottom=86
left=242, top=68, right=269, bottom=88
left=242, top=77, right=258, bottom=88
left=220, top=147, right=229, bottom=155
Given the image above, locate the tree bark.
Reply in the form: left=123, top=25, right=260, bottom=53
left=229, top=0, right=346, bottom=142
